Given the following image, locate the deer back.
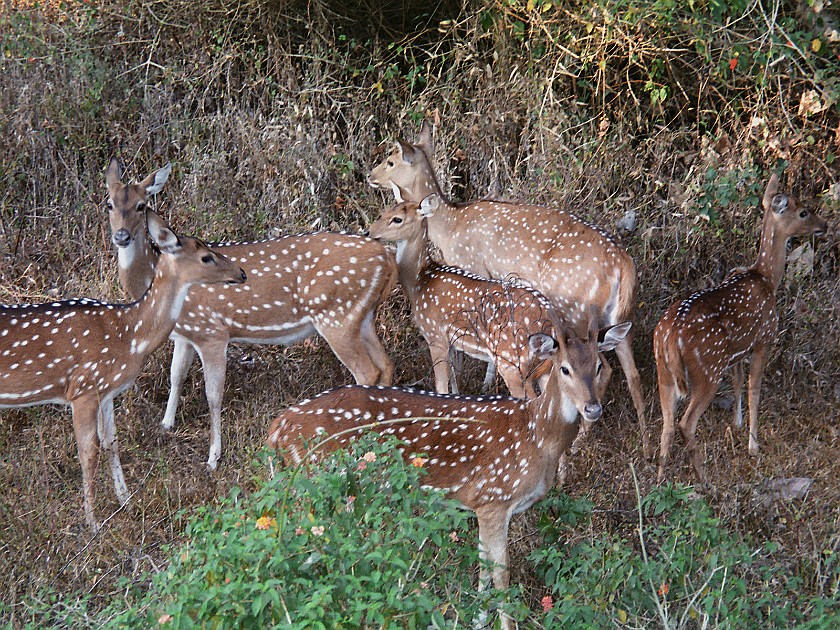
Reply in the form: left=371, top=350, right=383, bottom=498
left=172, top=232, right=397, bottom=344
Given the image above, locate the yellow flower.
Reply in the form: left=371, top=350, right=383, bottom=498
left=411, top=456, right=426, bottom=468
left=255, top=515, right=276, bottom=530
left=363, top=451, right=377, bottom=463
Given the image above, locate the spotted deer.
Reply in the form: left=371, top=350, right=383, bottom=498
left=654, top=173, right=828, bottom=482
left=105, top=158, right=397, bottom=469
left=369, top=195, right=551, bottom=398
left=368, top=122, right=650, bottom=457
left=0, top=213, right=245, bottom=530
left=267, top=318, right=630, bottom=627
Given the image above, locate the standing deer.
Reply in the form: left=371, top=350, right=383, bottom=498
left=105, top=158, right=397, bottom=469
left=368, top=122, right=651, bottom=457
left=0, top=213, right=246, bottom=530
left=654, top=173, right=828, bottom=482
left=370, top=194, right=598, bottom=400
left=267, top=318, right=630, bottom=629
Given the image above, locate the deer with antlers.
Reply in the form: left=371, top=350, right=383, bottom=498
left=654, top=173, right=828, bottom=482
left=0, top=213, right=246, bottom=530
left=267, top=317, right=630, bottom=627
left=368, top=122, right=651, bottom=457
left=369, top=194, right=565, bottom=399
left=106, top=159, right=397, bottom=470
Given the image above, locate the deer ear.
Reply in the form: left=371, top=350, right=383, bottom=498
left=398, top=140, right=417, bottom=164
left=418, top=194, right=441, bottom=217
left=770, top=193, right=788, bottom=214
left=105, top=157, right=122, bottom=187
left=762, top=173, right=781, bottom=211
left=140, top=162, right=172, bottom=197
left=146, top=211, right=181, bottom=252
left=417, top=121, right=434, bottom=155
left=528, top=333, right=558, bottom=361
left=599, top=321, right=631, bottom=352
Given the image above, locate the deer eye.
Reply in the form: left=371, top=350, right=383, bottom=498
left=799, top=210, right=808, bottom=218
left=560, top=366, right=570, bottom=376
left=137, top=202, right=147, bottom=213
left=391, top=216, right=403, bottom=225
left=201, top=254, right=214, bottom=263
left=106, top=200, right=114, bottom=210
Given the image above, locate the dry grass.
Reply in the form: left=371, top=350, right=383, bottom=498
left=0, top=0, right=838, bottom=625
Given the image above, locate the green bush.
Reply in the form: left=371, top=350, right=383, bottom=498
left=531, top=482, right=840, bottom=627
left=111, top=436, right=517, bottom=629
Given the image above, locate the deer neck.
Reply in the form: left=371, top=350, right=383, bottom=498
left=526, top=371, right=582, bottom=457
left=118, top=235, right=160, bottom=301
left=423, top=203, right=458, bottom=252
left=123, top=254, right=192, bottom=355
left=394, top=222, right=434, bottom=304
left=750, top=210, right=790, bottom=292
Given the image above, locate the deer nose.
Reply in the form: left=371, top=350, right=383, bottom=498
left=228, top=268, right=247, bottom=285
left=112, top=229, right=131, bottom=248
left=583, top=402, right=602, bottom=421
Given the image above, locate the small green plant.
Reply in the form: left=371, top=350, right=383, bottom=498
left=692, top=164, right=762, bottom=225
left=530, top=479, right=839, bottom=627
left=109, top=436, right=517, bottom=628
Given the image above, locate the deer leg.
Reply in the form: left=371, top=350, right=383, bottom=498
left=656, top=371, right=681, bottom=483
left=614, top=334, right=651, bottom=459
left=429, top=343, right=453, bottom=394
left=747, top=343, right=769, bottom=456
left=96, top=395, right=129, bottom=506
left=476, top=509, right=513, bottom=630
left=447, top=348, right=462, bottom=394
left=318, top=323, right=382, bottom=386
left=731, top=361, right=744, bottom=428
left=359, top=312, right=394, bottom=386
left=480, top=361, right=497, bottom=394
left=676, top=385, right=718, bottom=484
left=162, top=337, right=197, bottom=430
left=196, top=340, right=229, bottom=470
left=71, top=397, right=102, bottom=531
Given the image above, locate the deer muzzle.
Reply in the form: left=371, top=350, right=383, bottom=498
left=583, top=401, right=603, bottom=422
left=112, top=228, right=132, bottom=248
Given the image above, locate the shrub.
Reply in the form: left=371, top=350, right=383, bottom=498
left=530, top=480, right=840, bottom=627
left=111, top=436, right=518, bottom=628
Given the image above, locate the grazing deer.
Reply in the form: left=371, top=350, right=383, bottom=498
left=105, top=158, right=397, bottom=470
left=654, top=173, right=828, bottom=482
left=0, top=213, right=245, bottom=530
left=368, top=122, right=651, bottom=457
left=267, top=318, right=630, bottom=628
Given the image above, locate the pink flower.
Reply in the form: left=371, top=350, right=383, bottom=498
left=411, top=456, right=426, bottom=468
left=449, top=531, right=459, bottom=542
left=158, top=613, right=173, bottom=624
left=311, top=525, right=325, bottom=536
left=357, top=460, right=368, bottom=471
left=363, top=451, right=377, bottom=463
left=541, top=595, right=554, bottom=612
left=295, top=526, right=305, bottom=536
